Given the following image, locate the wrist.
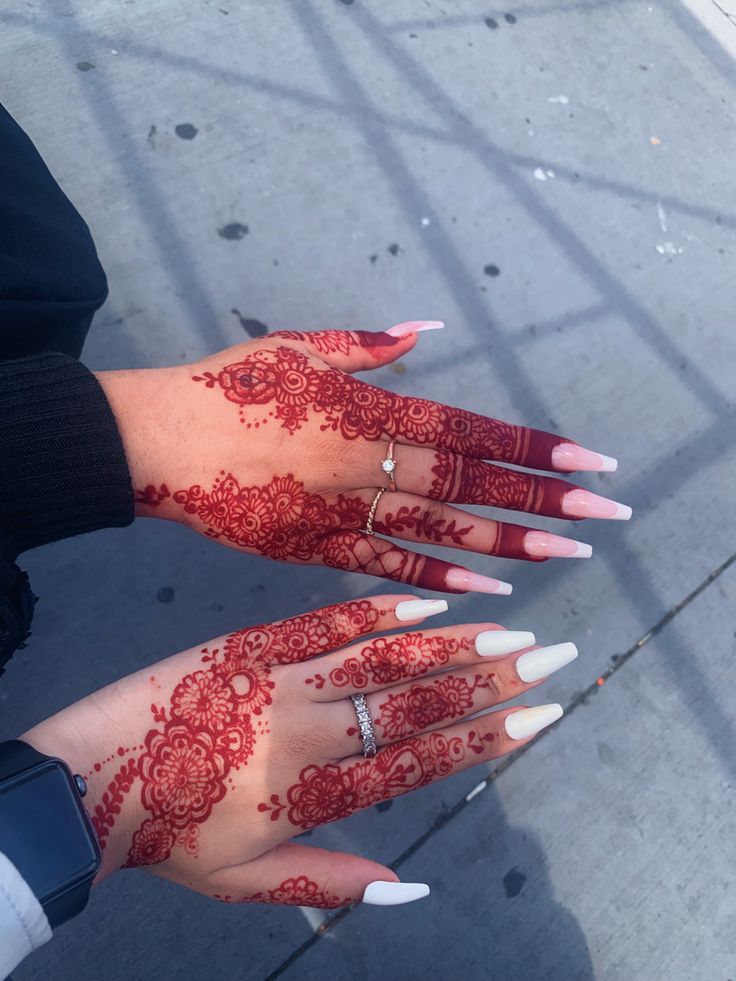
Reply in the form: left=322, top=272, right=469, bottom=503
left=95, top=365, right=189, bottom=517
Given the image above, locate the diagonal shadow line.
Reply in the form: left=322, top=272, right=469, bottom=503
left=511, top=300, right=612, bottom=346
left=662, top=0, right=736, bottom=87
left=388, top=0, right=632, bottom=33
left=4, top=11, right=736, bottom=235
left=23, top=1, right=233, bottom=357
left=346, top=5, right=729, bottom=418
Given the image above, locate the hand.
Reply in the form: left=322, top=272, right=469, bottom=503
left=23, top=595, right=576, bottom=908
left=97, top=323, right=629, bottom=595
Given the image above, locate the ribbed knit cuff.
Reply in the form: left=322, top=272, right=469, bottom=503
left=0, top=353, right=134, bottom=560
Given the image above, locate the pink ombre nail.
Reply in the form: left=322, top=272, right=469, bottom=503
left=551, top=442, right=618, bottom=473
left=524, top=530, right=592, bottom=559
left=562, top=489, right=632, bottom=520
left=446, top=568, right=513, bottom=595
left=386, top=320, right=445, bottom=338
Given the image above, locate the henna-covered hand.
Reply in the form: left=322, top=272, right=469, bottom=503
left=97, top=323, right=629, bottom=596
left=23, top=595, right=576, bottom=910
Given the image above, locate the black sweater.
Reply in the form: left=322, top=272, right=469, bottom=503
left=0, top=102, right=134, bottom=671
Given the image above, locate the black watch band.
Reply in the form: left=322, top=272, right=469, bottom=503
left=0, top=739, right=101, bottom=929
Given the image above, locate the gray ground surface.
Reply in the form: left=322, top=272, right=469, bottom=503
left=2, top=1, right=736, bottom=978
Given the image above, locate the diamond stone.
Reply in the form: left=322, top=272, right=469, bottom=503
left=381, top=458, right=395, bottom=473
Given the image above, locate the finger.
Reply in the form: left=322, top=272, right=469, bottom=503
left=317, top=528, right=513, bottom=596
left=390, top=446, right=631, bottom=521
left=262, top=704, right=563, bottom=831
left=302, top=623, right=531, bottom=700
left=331, top=642, right=577, bottom=755
left=228, top=594, right=452, bottom=667
left=389, top=388, right=617, bottom=473
left=197, top=842, right=428, bottom=908
left=371, top=489, right=592, bottom=560
left=269, top=325, right=438, bottom=372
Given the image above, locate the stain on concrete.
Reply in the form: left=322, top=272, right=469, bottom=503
left=387, top=243, right=401, bottom=256
left=76, top=61, right=95, bottom=71
left=503, top=867, right=526, bottom=898
left=485, top=17, right=499, bottom=28
left=484, top=263, right=501, bottom=277
left=147, top=124, right=157, bottom=147
left=369, top=253, right=378, bottom=264
left=157, top=586, right=175, bottom=603
left=389, top=362, right=407, bottom=375
left=376, top=800, right=393, bottom=812
left=175, top=123, right=198, bottom=140
left=218, top=223, right=249, bottom=240
left=231, top=309, right=268, bottom=337
left=598, top=742, right=616, bottom=765
left=504, top=12, right=517, bottom=23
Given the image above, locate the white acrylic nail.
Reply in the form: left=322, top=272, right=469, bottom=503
left=475, top=630, right=535, bottom=657
left=362, top=881, right=430, bottom=906
left=395, top=598, right=448, bottom=622
left=386, top=320, right=445, bottom=337
left=516, top=642, right=578, bottom=683
left=505, top=703, right=563, bottom=740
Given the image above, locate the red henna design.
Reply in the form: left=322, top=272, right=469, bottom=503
left=304, top=633, right=473, bottom=691
left=375, top=674, right=483, bottom=740
left=215, top=874, right=351, bottom=909
left=259, top=732, right=466, bottom=830
left=429, top=451, right=575, bottom=519
left=90, top=601, right=382, bottom=866
left=134, top=484, right=171, bottom=509
left=195, top=344, right=565, bottom=468
left=375, top=502, right=472, bottom=547
left=272, top=329, right=401, bottom=359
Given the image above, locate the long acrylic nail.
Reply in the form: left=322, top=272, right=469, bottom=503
left=562, top=488, right=632, bottom=521
left=362, top=881, right=430, bottom=905
left=446, top=569, right=513, bottom=595
left=516, top=642, right=578, bottom=682
left=475, top=630, right=535, bottom=657
left=524, top=530, right=592, bottom=559
left=395, top=598, right=449, bottom=622
left=505, top=703, right=563, bottom=740
left=386, top=320, right=445, bottom=338
left=551, top=442, right=618, bottom=473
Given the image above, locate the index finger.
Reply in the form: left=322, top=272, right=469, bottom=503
left=392, top=390, right=617, bottom=473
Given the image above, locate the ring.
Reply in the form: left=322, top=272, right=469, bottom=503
left=380, top=439, right=397, bottom=491
left=350, top=694, right=378, bottom=757
left=364, top=488, right=386, bottom=535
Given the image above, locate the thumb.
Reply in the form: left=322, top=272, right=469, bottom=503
left=271, top=321, right=444, bottom=373
left=201, top=841, right=430, bottom=909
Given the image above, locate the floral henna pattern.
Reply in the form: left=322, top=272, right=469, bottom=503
left=91, top=601, right=381, bottom=866
left=192, top=344, right=562, bottom=467
left=162, top=472, right=459, bottom=591
left=258, top=732, right=468, bottom=830
left=272, top=329, right=401, bottom=360
left=374, top=674, right=485, bottom=741
left=304, top=633, right=473, bottom=691
left=215, top=875, right=351, bottom=909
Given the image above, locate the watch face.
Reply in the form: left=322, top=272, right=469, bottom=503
left=0, top=760, right=100, bottom=904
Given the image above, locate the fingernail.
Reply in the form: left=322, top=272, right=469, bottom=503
left=516, top=642, right=578, bottom=682
left=505, top=703, right=563, bottom=740
left=362, top=881, right=430, bottom=905
left=524, top=530, right=592, bottom=559
left=395, top=598, right=449, bottom=622
left=562, top=489, right=632, bottom=521
left=386, top=320, right=445, bottom=338
left=446, top=569, right=513, bottom=596
left=551, top=442, right=618, bottom=473
left=475, top=629, right=535, bottom=656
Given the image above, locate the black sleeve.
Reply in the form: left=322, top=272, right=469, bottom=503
left=0, top=355, right=135, bottom=673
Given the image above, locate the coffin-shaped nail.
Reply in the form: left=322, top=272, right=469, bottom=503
left=562, top=488, right=632, bottom=521
left=386, top=320, right=445, bottom=337
left=524, top=530, right=592, bottom=559
left=395, top=598, right=449, bottom=622
left=505, top=703, right=563, bottom=740
left=475, top=630, right=535, bottom=656
left=551, top=442, right=618, bottom=473
left=362, top=881, right=430, bottom=905
left=516, top=642, right=578, bottom=682
left=446, top=569, right=513, bottom=595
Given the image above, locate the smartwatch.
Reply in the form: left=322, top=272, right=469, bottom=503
left=0, top=740, right=101, bottom=929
